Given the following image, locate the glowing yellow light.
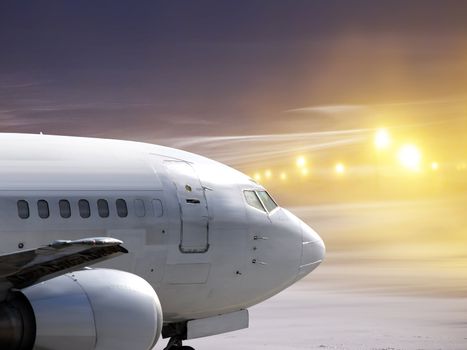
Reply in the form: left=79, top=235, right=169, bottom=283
left=398, top=144, right=422, bottom=171
left=253, top=173, right=262, bottom=181
left=265, top=169, right=272, bottom=179
left=280, top=172, right=287, bottom=180
left=374, top=128, right=391, bottom=150
left=335, top=163, right=345, bottom=174
left=457, top=162, right=467, bottom=171
left=296, top=156, right=306, bottom=168
left=431, top=162, right=439, bottom=171
left=301, top=168, right=309, bottom=176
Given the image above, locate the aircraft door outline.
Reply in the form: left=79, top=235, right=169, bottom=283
left=163, top=160, right=210, bottom=253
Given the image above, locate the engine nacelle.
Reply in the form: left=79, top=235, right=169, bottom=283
left=0, top=269, right=163, bottom=350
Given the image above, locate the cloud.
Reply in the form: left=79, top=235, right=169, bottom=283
left=285, top=105, right=366, bottom=114
left=164, top=116, right=218, bottom=126
left=285, top=97, right=467, bottom=115
left=0, top=82, right=42, bottom=89
left=21, top=102, right=153, bottom=113
left=168, top=129, right=369, bottom=147
left=161, top=129, right=369, bottom=166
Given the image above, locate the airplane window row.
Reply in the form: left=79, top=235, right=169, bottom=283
left=16, top=198, right=157, bottom=220
left=243, top=190, right=278, bottom=213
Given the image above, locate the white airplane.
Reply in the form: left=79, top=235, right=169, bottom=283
left=0, top=133, right=325, bottom=350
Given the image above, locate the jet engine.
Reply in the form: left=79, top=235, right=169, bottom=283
left=0, top=268, right=163, bottom=350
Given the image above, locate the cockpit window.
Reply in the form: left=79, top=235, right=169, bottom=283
left=244, top=190, right=266, bottom=212
left=256, top=191, right=278, bottom=212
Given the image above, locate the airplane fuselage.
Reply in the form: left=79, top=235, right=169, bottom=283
left=0, top=133, right=324, bottom=325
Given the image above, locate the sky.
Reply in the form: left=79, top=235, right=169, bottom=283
left=1, top=1, right=467, bottom=202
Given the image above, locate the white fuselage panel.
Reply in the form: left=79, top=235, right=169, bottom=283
left=0, top=133, right=324, bottom=322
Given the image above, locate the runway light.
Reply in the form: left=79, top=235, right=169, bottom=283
left=265, top=169, right=272, bottom=179
left=374, top=128, right=391, bottom=150
left=296, top=156, right=306, bottom=168
left=253, top=173, right=262, bottom=181
left=431, top=162, right=439, bottom=171
left=335, top=163, right=345, bottom=174
left=398, top=144, right=421, bottom=171
left=280, top=172, right=287, bottom=181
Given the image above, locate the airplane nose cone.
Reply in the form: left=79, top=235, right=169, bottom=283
left=297, top=222, right=325, bottom=280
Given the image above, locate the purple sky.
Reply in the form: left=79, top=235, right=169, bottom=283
left=1, top=1, right=466, bottom=180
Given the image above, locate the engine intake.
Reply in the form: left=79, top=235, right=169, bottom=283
left=0, top=269, right=163, bottom=350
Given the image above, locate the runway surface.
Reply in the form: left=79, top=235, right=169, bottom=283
left=156, top=196, right=467, bottom=350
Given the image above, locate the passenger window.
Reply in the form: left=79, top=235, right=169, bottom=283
left=116, top=199, right=128, bottom=218
left=152, top=199, right=163, bottom=217
left=59, top=200, right=71, bottom=218
left=134, top=199, right=145, bottom=217
left=244, top=190, right=266, bottom=212
left=37, top=200, right=50, bottom=219
left=78, top=199, right=91, bottom=218
left=17, top=200, right=29, bottom=219
left=97, top=199, right=109, bottom=218
left=256, top=191, right=278, bottom=212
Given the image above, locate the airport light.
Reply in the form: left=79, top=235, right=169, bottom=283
left=253, top=172, right=262, bottom=181
left=265, top=169, right=272, bottom=179
left=431, top=162, right=439, bottom=171
left=374, top=128, right=391, bottom=150
left=280, top=172, right=287, bottom=181
left=398, top=144, right=421, bottom=171
left=301, top=168, right=309, bottom=176
left=296, top=156, right=306, bottom=168
left=335, top=163, right=345, bottom=174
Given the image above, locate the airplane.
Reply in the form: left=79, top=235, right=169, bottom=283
left=0, top=133, right=325, bottom=350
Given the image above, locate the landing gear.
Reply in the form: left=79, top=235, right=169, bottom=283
left=162, top=322, right=195, bottom=350
left=163, top=336, right=195, bottom=350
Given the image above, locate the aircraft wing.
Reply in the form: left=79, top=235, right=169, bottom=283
left=0, top=237, right=128, bottom=293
